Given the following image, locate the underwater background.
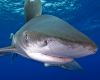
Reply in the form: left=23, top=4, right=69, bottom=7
left=0, top=0, right=100, bottom=80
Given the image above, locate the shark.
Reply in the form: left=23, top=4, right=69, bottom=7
left=0, top=0, right=98, bottom=70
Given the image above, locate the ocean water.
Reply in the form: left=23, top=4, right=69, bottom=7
left=0, top=0, right=100, bottom=80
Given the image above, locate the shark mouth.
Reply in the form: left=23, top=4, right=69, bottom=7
left=24, top=46, right=73, bottom=64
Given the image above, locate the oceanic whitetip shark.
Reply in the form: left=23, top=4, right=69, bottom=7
left=0, top=0, right=98, bottom=70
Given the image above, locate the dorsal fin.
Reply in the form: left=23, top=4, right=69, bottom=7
left=24, top=0, right=42, bottom=22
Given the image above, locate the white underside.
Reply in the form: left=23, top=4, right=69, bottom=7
left=27, top=52, right=72, bottom=64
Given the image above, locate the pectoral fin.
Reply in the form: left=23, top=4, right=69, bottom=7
left=0, top=46, right=16, bottom=56
left=44, top=60, right=82, bottom=71
left=60, top=60, right=83, bottom=70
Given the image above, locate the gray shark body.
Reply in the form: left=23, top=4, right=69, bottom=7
left=0, top=0, right=97, bottom=70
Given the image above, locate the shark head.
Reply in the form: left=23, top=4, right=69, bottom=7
left=13, top=30, right=97, bottom=61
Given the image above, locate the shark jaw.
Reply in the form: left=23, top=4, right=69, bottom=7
left=26, top=51, right=73, bottom=64
left=21, top=42, right=72, bottom=64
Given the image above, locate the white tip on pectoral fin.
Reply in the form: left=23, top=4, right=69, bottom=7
left=44, top=63, right=51, bottom=67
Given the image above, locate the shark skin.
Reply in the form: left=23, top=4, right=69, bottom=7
left=0, top=0, right=98, bottom=70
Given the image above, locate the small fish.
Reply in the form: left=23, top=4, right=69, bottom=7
left=0, top=0, right=98, bottom=70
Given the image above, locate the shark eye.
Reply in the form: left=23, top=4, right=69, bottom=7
left=40, top=39, right=53, bottom=47
left=44, top=40, right=48, bottom=46
left=37, top=40, right=48, bottom=47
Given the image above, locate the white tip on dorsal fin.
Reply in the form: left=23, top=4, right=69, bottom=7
left=30, top=0, right=35, bottom=2
left=24, top=0, right=42, bottom=22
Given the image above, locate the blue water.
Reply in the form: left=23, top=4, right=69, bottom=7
left=0, top=0, right=100, bottom=80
